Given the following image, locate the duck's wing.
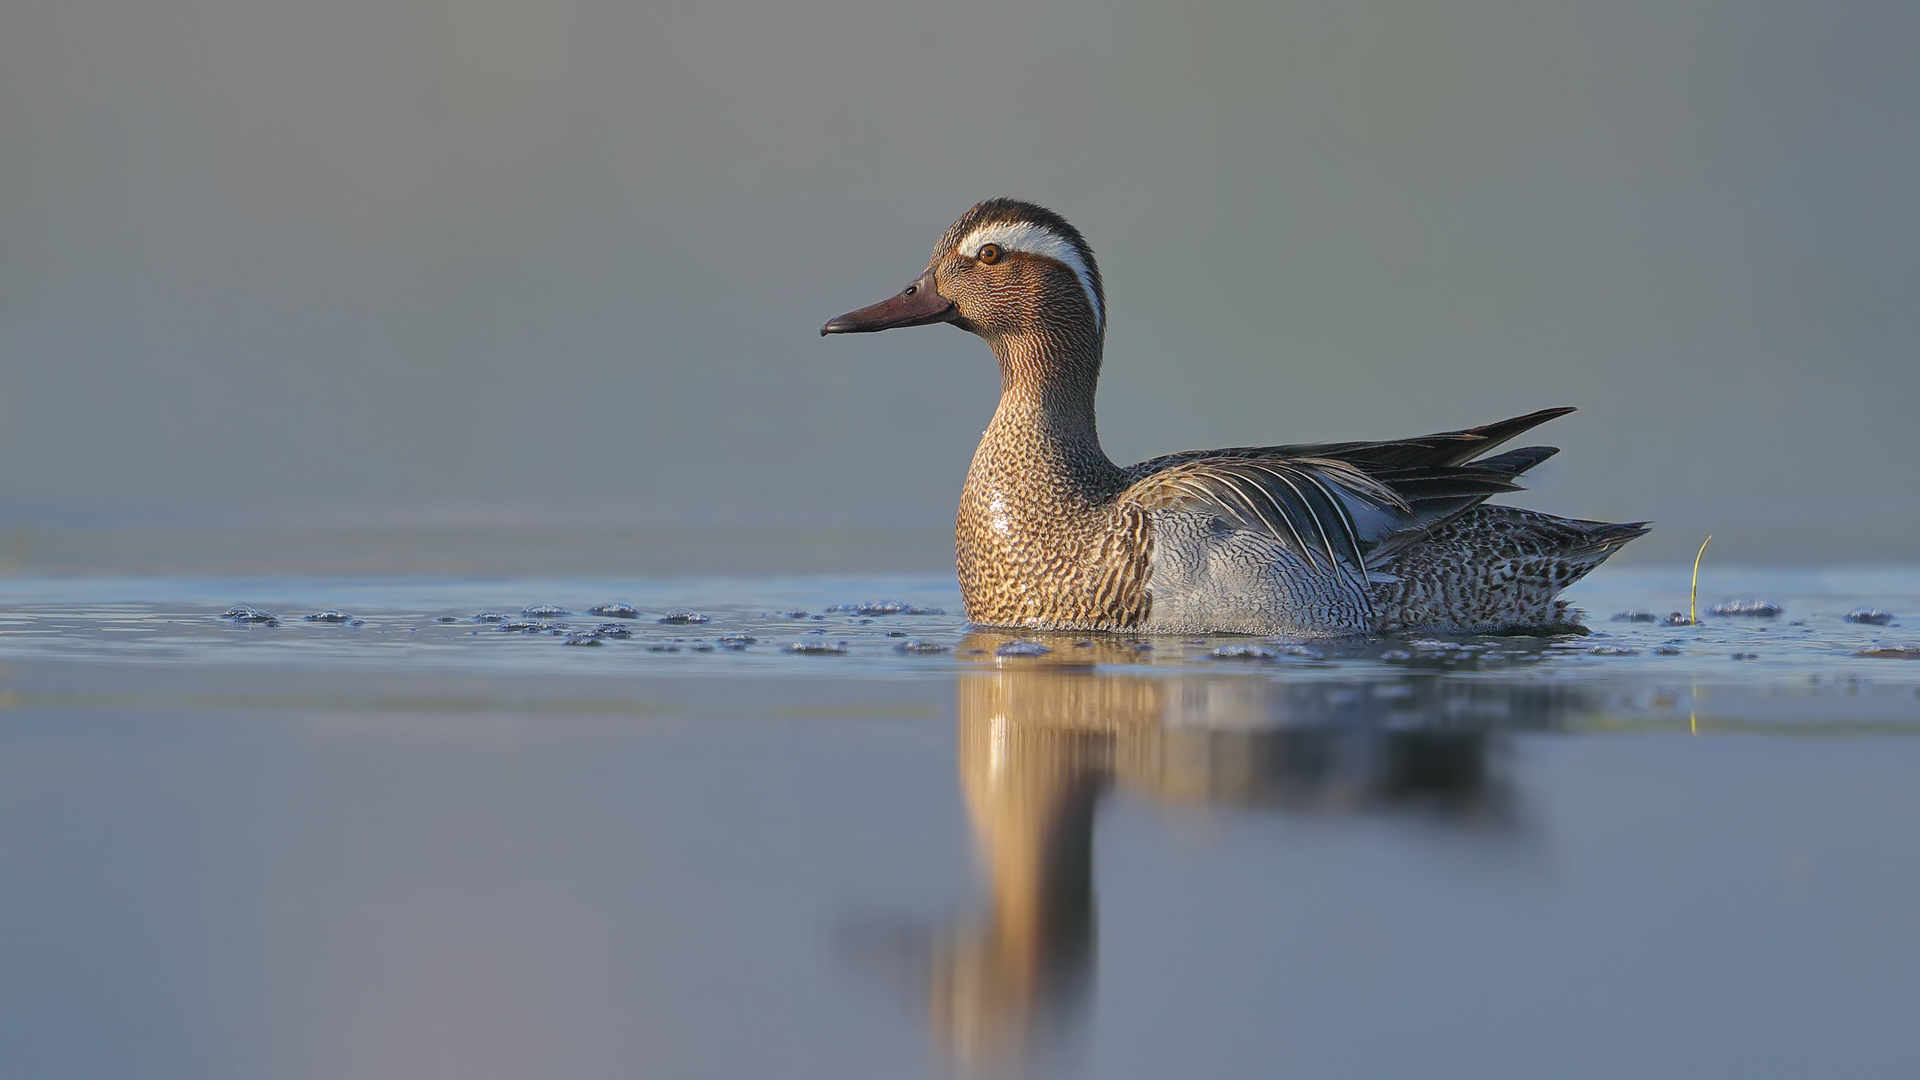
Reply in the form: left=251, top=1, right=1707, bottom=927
left=1121, top=408, right=1575, bottom=571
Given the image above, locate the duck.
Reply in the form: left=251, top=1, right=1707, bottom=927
left=822, top=198, right=1647, bottom=636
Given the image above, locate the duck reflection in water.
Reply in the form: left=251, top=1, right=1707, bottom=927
left=911, top=632, right=1592, bottom=1068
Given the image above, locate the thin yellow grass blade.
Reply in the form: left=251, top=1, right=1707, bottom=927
left=1689, top=535, right=1713, bottom=626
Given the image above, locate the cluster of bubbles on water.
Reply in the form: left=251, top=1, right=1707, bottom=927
left=203, top=590, right=1920, bottom=669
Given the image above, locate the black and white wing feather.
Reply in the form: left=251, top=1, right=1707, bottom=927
left=1121, top=408, right=1574, bottom=572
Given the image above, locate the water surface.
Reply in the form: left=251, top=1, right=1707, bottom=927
left=2, top=568, right=1917, bottom=1078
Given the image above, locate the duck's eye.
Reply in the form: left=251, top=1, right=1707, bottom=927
left=975, top=243, right=1002, bottom=265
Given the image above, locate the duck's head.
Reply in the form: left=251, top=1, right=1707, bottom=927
left=821, top=199, right=1105, bottom=349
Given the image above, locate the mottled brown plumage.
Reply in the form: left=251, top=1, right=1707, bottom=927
left=823, top=199, right=1647, bottom=635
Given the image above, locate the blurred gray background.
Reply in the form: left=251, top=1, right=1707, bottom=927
left=2, top=0, right=1915, bottom=574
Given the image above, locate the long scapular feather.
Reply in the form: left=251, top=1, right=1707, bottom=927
left=1130, top=408, right=1576, bottom=475
left=1123, top=457, right=1405, bottom=572
left=1255, top=461, right=1372, bottom=569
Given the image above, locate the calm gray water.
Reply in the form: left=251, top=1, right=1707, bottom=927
left=3, top=568, right=1918, bottom=1078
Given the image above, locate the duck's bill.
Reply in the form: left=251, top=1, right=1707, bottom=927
left=820, top=271, right=956, bottom=335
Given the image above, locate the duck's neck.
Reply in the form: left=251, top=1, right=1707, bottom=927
left=979, top=330, right=1122, bottom=493
left=958, top=329, right=1146, bottom=629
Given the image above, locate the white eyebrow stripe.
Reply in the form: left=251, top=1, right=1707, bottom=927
left=954, top=221, right=1103, bottom=331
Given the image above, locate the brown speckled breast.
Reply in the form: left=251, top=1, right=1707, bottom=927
left=956, top=402, right=1150, bottom=631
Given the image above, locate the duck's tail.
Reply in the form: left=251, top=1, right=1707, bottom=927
left=1369, top=507, right=1649, bottom=634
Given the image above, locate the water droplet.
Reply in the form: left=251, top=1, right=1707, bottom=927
left=1710, top=600, right=1783, bottom=618
left=1211, top=644, right=1275, bottom=659
left=995, top=641, right=1051, bottom=657
left=1855, top=646, right=1920, bottom=659
left=786, top=641, right=848, bottom=655
left=837, top=600, right=902, bottom=615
